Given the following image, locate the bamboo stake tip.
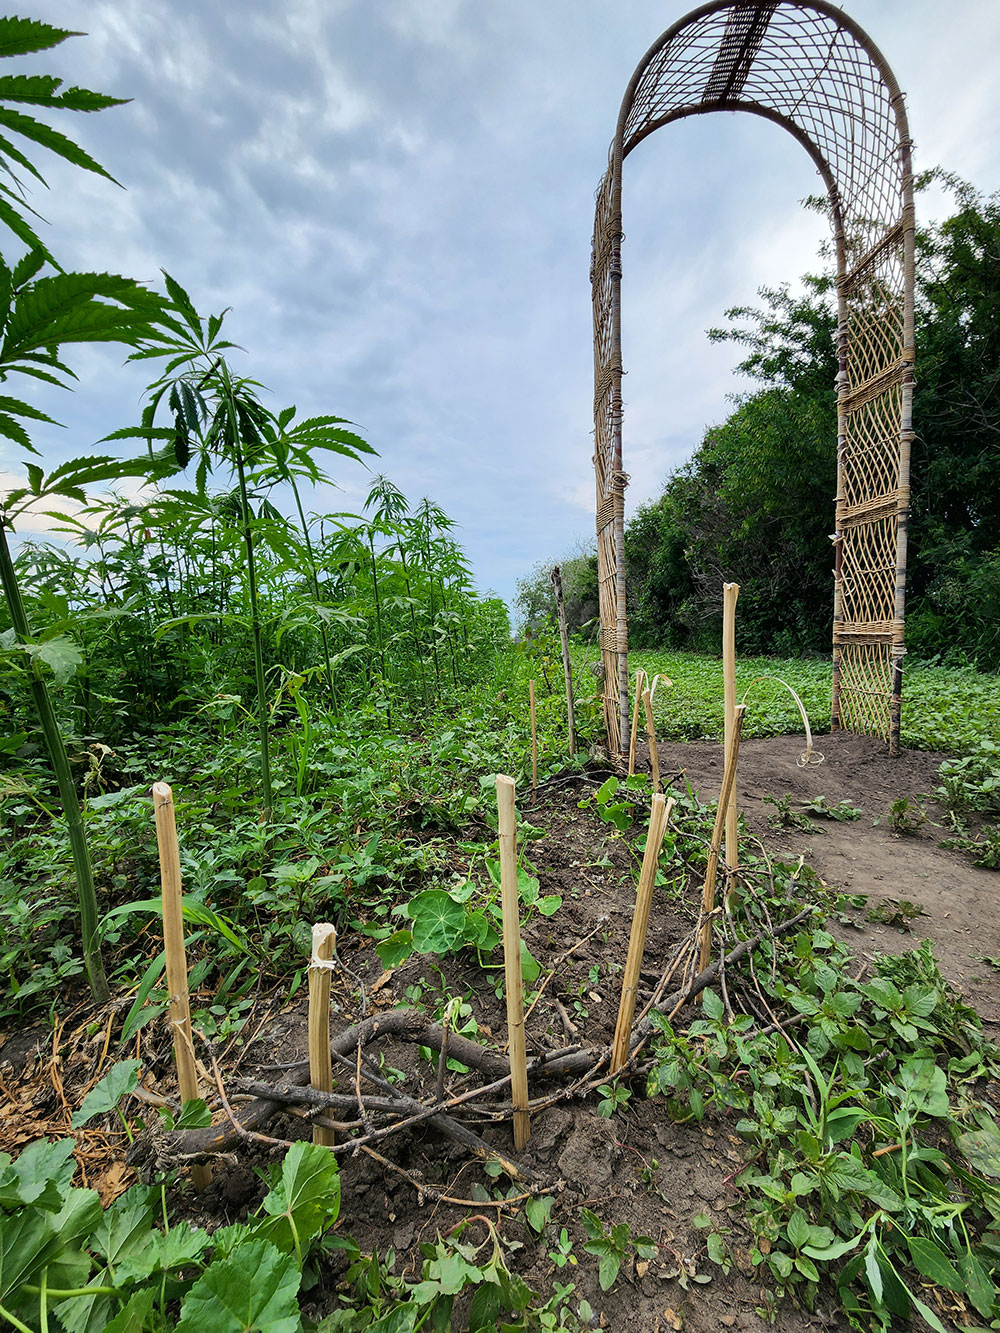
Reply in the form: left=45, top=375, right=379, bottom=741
left=311, top=922, right=337, bottom=948
left=496, top=774, right=516, bottom=791
left=151, top=781, right=172, bottom=802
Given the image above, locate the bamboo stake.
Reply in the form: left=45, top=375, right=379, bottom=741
left=308, top=923, right=337, bottom=1147
left=723, top=582, right=740, bottom=906
left=550, top=566, right=577, bottom=756
left=697, top=706, right=745, bottom=973
left=152, top=782, right=210, bottom=1191
left=628, top=669, right=647, bottom=777
left=642, top=687, right=660, bottom=793
left=610, top=793, right=674, bottom=1073
left=529, top=679, right=537, bottom=791
left=496, top=775, right=530, bottom=1150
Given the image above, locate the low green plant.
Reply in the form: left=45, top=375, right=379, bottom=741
left=883, top=797, right=927, bottom=836
left=327, top=1216, right=593, bottom=1331
left=645, top=933, right=1000, bottom=1332
left=0, top=1135, right=341, bottom=1331
left=579, top=1209, right=657, bottom=1292
left=865, top=898, right=925, bottom=930
left=763, top=793, right=815, bottom=833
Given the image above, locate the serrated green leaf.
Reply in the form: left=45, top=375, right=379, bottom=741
left=71, top=1059, right=139, bottom=1128
left=176, top=1237, right=300, bottom=1333
left=257, top=1140, right=341, bottom=1254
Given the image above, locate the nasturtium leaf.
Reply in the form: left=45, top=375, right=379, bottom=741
left=376, top=928, right=414, bottom=969
left=408, top=890, right=465, bottom=955
left=520, top=941, right=540, bottom=985
left=72, top=1059, right=140, bottom=1128
left=176, top=1237, right=300, bottom=1333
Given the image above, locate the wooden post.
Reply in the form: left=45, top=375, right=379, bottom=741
left=308, top=923, right=337, bottom=1147
left=628, top=669, right=646, bottom=777
left=723, top=583, right=740, bottom=905
left=550, top=566, right=577, bottom=756
left=496, top=775, right=530, bottom=1151
left=529, top=679, right=537, bottom=791
left=152, top=782, right=210, bottom=1191
left=610, top=793, right=674, bottom=1073
left=697, top=707, right=745, bottom=973
left=642, top=687, right=660, bottom=793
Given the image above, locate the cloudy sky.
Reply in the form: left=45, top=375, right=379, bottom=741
left=7, top=0, right=1000, bottom=609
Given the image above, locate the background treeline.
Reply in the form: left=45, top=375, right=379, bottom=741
left=519, top=176, right=1000, bottom=669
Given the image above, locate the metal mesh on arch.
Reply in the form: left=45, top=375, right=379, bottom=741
left=591, top=0, right=915, bottom=756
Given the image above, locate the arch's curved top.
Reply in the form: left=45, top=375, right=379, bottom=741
left=592, top=1, right=914, bottom=756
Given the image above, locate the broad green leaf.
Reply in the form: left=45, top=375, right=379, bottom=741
left=24, top=632, right=82, bottom=683
left=957, top=1117, right=1000, bottom=1178
left=702, top=988, right=724, bottom=1021
left=899, top=1056, right=950, bottom=1117
left=906, top=1237, right=964, bottom=1293
left=408, top=889, right=466, bottom=955
left=176, top=1237, right=301, bottom=1333
left=101, top=1289, right=156, bottom=1333
left=257, top=1140, right=341, bottom=1254
left=957, top=1250, right=996, bottom=1318
left=376, top=929, right=414, bottom=969
left=525, top=1195, right=554, bottom=1234
left=71, top=1059, right=139, bottom=1127
left=0, top=1135, right=76, bottom=1210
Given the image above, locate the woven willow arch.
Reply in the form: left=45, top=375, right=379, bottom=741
left=592, top=0, right=915, bottom=757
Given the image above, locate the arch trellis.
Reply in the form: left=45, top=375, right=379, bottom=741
left=592, top=0, right=915, bottom=757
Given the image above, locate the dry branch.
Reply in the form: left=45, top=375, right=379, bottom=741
left=135, top=906, right=815, bottom=1168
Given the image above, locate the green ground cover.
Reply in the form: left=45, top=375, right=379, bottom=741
left=620, top=649, right=1000, bottom=754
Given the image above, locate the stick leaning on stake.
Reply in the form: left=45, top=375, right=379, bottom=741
left=610, top=792, right=674, bottom=1073
left=698, top=705, right=745, bottom=972
left=496, top=775, right=530, bottom=1151
left=152, top=782, right=211, bottom=1191
left=308, top=923, right=337, bottom=1147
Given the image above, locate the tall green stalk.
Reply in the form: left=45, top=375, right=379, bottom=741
left=0, top=522, right=109, bottom=1003
left=229, top=422, right=273, bottom=821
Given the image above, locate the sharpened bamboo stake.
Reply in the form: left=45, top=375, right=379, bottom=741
left=152, top=782, right=211, bottom=1192
left=529, top=679, right=537, bottom=791
left=697, top=707, right=745, bottom=972
left=723, top=583, right=740, bottom=907
left=496, top=774, right=530, bottom=1151
left=610, top=793, right=674, bottom=1073
left=628, top=669, right=647, bottom=777
left=642, top=687, right=660, bottom=793
left=308, top=923, right=337, bottom=1147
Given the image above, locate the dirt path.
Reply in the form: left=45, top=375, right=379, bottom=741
left=639, top=732, right=1000, bottom=1027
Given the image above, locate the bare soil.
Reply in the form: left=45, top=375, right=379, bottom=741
left=1, top=734, right=995, bottom=1333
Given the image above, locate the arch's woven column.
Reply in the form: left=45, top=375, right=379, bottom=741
left=592, top=0, right=914, bottom=757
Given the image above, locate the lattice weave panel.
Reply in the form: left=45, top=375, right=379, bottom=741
left=592, top=0, right=914, bottom=755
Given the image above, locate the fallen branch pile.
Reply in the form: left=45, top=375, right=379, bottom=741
left=128, top=906, right=815, bottom=1181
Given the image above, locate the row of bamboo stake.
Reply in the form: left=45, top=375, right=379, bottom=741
left=151, top=582, right=745, bottom=1170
